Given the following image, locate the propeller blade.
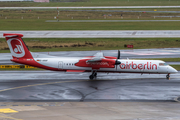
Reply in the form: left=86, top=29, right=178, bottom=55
left=116, top=50, right=121, bottom=70
left=117, top=50, right=120, bottom=59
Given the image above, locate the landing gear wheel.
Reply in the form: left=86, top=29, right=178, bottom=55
left=166, top=74, right=170, bottom=79
left=89, top=70, right=97, bottom=80
left=94, top=73, right=97, bottom=77
left=89, top=75, right=94, bottom=80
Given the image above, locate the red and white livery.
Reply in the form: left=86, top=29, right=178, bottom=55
left=4, top=33, right=178, bottom=79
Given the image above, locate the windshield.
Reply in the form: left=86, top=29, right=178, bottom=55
left=159, top=63, right=168, bottom=66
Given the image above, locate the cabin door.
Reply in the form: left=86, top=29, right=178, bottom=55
left=58, top=61, right=63, bottom=69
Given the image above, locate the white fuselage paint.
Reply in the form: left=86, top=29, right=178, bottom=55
left=33, top=57, right=178, bottom=74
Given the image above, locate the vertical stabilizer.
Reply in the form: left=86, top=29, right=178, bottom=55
left=3, top=33, right=33, bottom=59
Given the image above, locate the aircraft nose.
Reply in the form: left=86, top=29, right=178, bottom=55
left=169, top=66, right=178, bottom=73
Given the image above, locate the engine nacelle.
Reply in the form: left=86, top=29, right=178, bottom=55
left=75, top=59, right=116, bottom=69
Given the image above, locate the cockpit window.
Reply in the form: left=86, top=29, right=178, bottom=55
left=159, top=63, right=168, bottom=66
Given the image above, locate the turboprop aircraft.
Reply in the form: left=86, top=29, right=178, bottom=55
left=3, top=33, right=178, bottom=80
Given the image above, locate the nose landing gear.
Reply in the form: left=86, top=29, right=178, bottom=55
left=166, top=73, right=170, bottom=79
left=89, top=70, right=97, bottom=80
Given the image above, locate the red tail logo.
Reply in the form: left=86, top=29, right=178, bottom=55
left=14, top=45, right=22, bottom=53
left=11, top=39, right=24, bottom=54
left=7, top=38, right=25, bottom=58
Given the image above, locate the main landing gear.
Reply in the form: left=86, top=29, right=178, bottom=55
left=166, top=73, right=170, bottom=79
left=89, top=71, right=97, bottom=80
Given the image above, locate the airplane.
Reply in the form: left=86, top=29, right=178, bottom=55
left=3, top=33, right=178, bottom=80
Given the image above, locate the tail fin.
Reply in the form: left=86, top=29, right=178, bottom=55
left=3, top=33, right=33, bottom=59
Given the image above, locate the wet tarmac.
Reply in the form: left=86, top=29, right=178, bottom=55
left=1, top=101, right=180, bottom=120
left=0, top=70, right=179, bottom=102
left=0, top=48, right=179, bottom=102
left=0, top=49, right=180, bottom=119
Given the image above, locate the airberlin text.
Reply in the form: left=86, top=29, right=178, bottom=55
left=120, top=62, right=157, bottom=70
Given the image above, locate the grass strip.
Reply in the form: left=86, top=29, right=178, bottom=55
left=0, top=0, right=180, bottom=7
left=1, top=9, right=180, bottom=20
left=1, top=38, right=180, bottom=53
left=1, top=19, right=180, bottom=30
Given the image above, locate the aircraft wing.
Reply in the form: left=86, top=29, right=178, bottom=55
left=87, top=52, right=104, bottom=62
left=93, top=52, right=104, bottom=58
left=75, top=51, right=120, bottom=69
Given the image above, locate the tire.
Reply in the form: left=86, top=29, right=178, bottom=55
left=89, top=75, right=94, bottom=80
left=94, top=73, right=97, bottom=77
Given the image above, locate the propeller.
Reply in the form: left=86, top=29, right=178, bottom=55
left=115, top=50, right=121, bottom=70
left=117, top=50, right=120, bottom=59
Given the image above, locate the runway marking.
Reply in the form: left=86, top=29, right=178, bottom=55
left=0, top=108, right=18, bottom=113
left=0, top=80, right=85, bottom=92
left=0, top=115, right=22, bottom=120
